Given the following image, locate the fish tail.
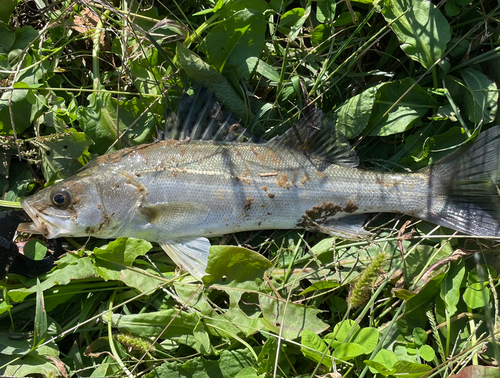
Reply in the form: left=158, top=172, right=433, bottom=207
left=422, top=126, right=500, bottom=237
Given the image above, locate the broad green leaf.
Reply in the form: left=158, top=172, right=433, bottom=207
left=412, top=327, right=427, bottom=346
left=289, top=4, right=310, bottom=41
left=392, top=360, right=432, bottom=378
left=311, top=24, right=332, bottom=47
left=93, top=237, right=152, bottom=266
left=254, top=58, right=280, bottom=82
left=463, top=282, right=490, bottom=309
left=39, top=128, right=94, bottom=181
left=368, top=78, right=437, bottom=136
left=260, top=294, right=329, bottom=340
left=325, top=319, right=360, bottom=342
left=205, top=245, right=272, bottom=286
left=300, top=330, right=333, bottom=369
left=1, top=344, right=63, bottom=378
left=333, top=11, right=361, bottom=27
left=257, top=337, right=277, bottom=374
left=279, top=8, right=304, bottom=34
left=201, top=8, right=266, bottom=78
left=353, top=327, right=379, bottom=354
left=24, top=239, right=47, bottom=260
left=234, top=367, right=264, bottom=378
left=8, top=254, right=98, bottom=303
left=460, top=68, right=498, bottom=124
left=334, top=84, right=381, bottom=138
left=110, top=309, right=211, bottom=353
left=0, top=336, right=31, bottom=355
left=93, top=238, right=164, bottom=293
left=77, top=93, right=156, bottom=154
left=418, top=345, right=435, bottom=362
left=145, top=349, right=255, bottom=378
left=0, top=1, right=16, bottom=24
left=0, top=85, right=33, bottom=135
left=365, top=349, right=399, bottom=374
left=316, top=0, right=336, bottom=23
left=364, top=360, right=397, bottom=376
left=377, top=0, right=451, bottom=68
left=440, top=259, right=465, bottom=316
left=332, top=342, right=366, bottom=360
left=176, top=42, right=249, bottom=122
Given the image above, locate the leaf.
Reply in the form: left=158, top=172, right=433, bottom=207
left=392, top=360, right=432, bottom=378
left=418, top=345, right=435, bottom=362
left=1, top=344, right=63, bottom=378
left=259, top=294, right=329, bottom=340
left=93, top=238, right=165, bottom=293
left=353, top=327, right=379, bottom=354
left=8, top=254, right=99, bottom=303
left=365, top=349, right=399, bottom=375
left=24, top=239, right=48, bottom=260
left=204, top=245, right=272, bottom=288
left=311, top=24, right=332, bottom=47
left=325, top=319, right=360, bottom=342
left=333, top=84, right=381, bottom=138
left=0, top=1, right=16, bottom=24
left=0, top=85, right=34, bottom=135
left=440, top=259, right=465, bottom=316
left=368, top=78, right=437, bottom=136
left=77, top=92, right=156, bottom=154
left=332, top=342, right=366, bottom=360
left=110, top=309, right=211, bottom=353
left=257, top=337, right=277, bottom=374
left=316, top=0, right=336, bottom=23
left=460, top=68, right=498, bottom=124
left=377, top=0, right=451, bottom=68
left=40, top=128, right=94, bottom=181
left=176, top=42, right=249, bottom=122
left=300, top=330, right=333, bottom=369
left=145, top=349, right=255, bottom=378
left=463, top=282, right=489, bottom=309
left=201, top=8, right=266, bottom=78
left=412, top=327, right=427, bottom=346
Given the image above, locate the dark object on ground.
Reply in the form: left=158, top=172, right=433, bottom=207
left=0, top=210, right=56, bottom=278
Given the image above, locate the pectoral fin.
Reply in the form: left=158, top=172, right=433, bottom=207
left=159, top=237, right=211, bottom=281
left=138, top=202, right=209, bottom=231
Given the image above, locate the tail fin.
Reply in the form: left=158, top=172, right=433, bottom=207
left=423, top=126, right=500, bottom=237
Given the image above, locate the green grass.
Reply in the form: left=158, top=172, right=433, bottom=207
left=1, top=0, right=500, bottom=377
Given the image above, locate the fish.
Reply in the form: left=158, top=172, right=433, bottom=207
left=18, top=90, right=500, bottom=280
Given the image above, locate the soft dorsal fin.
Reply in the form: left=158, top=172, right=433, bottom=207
left=270, top=109, right=359, bottom=167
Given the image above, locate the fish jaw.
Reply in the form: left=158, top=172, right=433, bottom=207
left=19, top=196, right=71, bottom=239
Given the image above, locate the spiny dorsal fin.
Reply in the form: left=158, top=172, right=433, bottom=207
left=270, top=109, right=359, bottom=167
left=164, top=89, right=258, bottom=143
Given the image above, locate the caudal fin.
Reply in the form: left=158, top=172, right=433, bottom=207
left=423, top=126, right=500, bottom=237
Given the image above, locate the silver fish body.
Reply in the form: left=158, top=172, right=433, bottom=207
left=19, top=104, right=500, bottom=280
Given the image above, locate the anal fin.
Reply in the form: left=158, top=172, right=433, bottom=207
left=159, top=237, right=211, bottom=281
left=309, top=215, right=371, bottom=239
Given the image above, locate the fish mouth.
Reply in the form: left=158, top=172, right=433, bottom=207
left=18, top=200, right=55, bottom=238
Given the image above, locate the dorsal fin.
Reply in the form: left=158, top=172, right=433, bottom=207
left=163, top=88, right=358, bottom=167
left=164, top=89, right=258, bottom=143
left=270, top=109, right=359, bottom=167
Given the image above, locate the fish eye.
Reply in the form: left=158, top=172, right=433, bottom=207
left=50, top=189, right=73, bottom=209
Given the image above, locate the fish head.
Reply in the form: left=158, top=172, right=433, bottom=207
left=19, top=168, right=143, bottom=239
